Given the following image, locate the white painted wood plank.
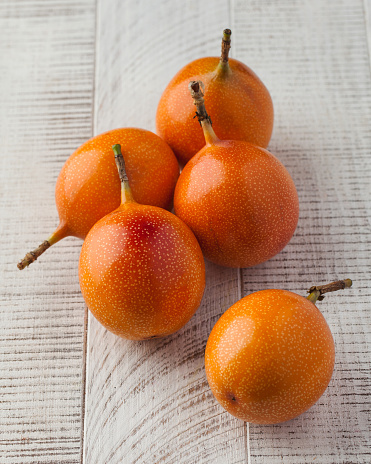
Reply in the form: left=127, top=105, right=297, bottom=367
left=364, top=0, right=371, bottom=67
left=0, top=1, right=96, bottom=462
left=84, top=264, right=245, bottom=464
left=84, top=1, right=247, bottom=463
left=234, top=0, right=371, bottom=462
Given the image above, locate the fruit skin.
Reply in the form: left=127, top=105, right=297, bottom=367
left=174, top=140, right=299, bottom=268
left=79, top=203, right=205, bottom=340
left=205, top=290, right=335, bottom=424
left=56, top=128, right=179, bottom=239
left=156, top=57, right=274, bottom=165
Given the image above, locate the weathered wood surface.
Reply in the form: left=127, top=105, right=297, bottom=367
left=238, top=1, right=371, bottom=462
left=84, top=3, right=245, bottom=463
left=1, top=0, right=371, bottom=463
left=0, top=1, right=95, bottom=462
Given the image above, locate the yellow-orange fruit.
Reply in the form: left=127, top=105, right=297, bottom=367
left=156, top=56, right=274, bottom=165
left=18, top=128, right=179, bottom=270
left=79, top=202, right=205, bottom=340
left=205, top=290, right=335, bottom=424
left=174, top=140, right=299, bottom=268
left=56, top=127, right=179, bottom=240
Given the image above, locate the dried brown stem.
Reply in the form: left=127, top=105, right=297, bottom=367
left=188, top=81, right=219, bottom=145
left=221, top=29, right=231, bottom=63
left=307, top=279, right=352, bottom=303
left=17, top=240, right=51, bottom=270
left=188, top=81, right=211, bottom=125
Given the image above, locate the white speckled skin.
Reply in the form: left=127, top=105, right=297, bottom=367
left=79, top=203, right=205, bottom=340
left=55, top=128, right=179, bottom=239
left=156, top=57, right=274, bottom=165
left=205, top=290, right=335, bottom=424
left=174, top=140, right=299, bottom=268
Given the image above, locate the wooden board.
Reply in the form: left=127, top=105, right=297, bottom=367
left=236, top=1, right=371, bottom=462
left=0, top=1, right=95, bottom=462
left=1, top=0, right=371, bottom=463
left=83, top=2, right=246, bottom=462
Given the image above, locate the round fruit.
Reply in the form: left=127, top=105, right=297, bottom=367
left=205, top=279, right=352, bottom=424
left=156, top=29, right=274, bottom=165
left=18, top=128, right=179, bottom=269
left=79, top=144, right=205, bottom=340
left=174, top=81, right=298, bottom=268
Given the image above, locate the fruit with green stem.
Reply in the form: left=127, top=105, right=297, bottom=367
left=79, top=144, right=205, bottom=340
left=18, top=128, right=179, bottom=270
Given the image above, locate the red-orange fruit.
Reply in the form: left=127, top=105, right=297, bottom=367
left=79, top=144, right=205, bottom=340
left=156, top=29, right=274, bottom=165
left=174, top=82, right=298, bottom=268
left=18, top=128, right=179, bottom=269
left=205, top=279, right=352, bottom=424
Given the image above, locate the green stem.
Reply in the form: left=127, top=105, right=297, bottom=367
left=307, top=279, right=352, bottom=304
left=112, top=144, right=134, bottom=204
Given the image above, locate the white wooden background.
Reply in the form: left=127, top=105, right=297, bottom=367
left=1, top=0, right=371, bottom=463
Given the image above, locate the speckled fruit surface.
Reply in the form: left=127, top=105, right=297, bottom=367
left=156, top=57, right=274, bottom=165
left=56, top=128, right=179, bottom=239
left=174, top=140, right=299, bottom=268
left=205, top=290, right=335, bottom=424
left=79, top=203, right=205, bottom=340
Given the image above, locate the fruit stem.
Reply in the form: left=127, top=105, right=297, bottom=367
left=17, top=222, right=69, bottom=270
left=188, top=81, right=219, bottom=145
left=307, top=279, right=352, bottom=304
left=112, top=144, right=134, bottom=204
left=221, top=29, right=231, bottom=63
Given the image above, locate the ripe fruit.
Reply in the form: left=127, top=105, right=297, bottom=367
left=18, top=128, right=179, bottom=269
left=174, top=81, right=298, bottom=268
left=205, top=279, right=352, bottom=424
left=79, top=144, right=205, bottom=340
left=156, top=29, right=274, bottom=165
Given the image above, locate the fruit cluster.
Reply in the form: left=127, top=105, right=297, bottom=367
left=18, top=30, right=352, bottom=425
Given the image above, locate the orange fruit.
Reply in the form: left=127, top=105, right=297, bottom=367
left=156, top=29, right=274, bottom=165
left=205, top=280, right=352, bottom=424
left=174, top=81, right=298, bottom=268
left=79, top=144, right=205, bottom=340
left=18, top=128, right=179, bottom=269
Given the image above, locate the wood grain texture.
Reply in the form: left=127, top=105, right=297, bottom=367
left=0, top=1, right=95, bottom=462
left=235, top=0, right=371, bottom=462
left=84, top=264, right=244, bottom=464
left=2, top=0, right=371, bottom=463
left=365, top=0, right=371, bottom=67
left=84, top=1, right=246, bottom=463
